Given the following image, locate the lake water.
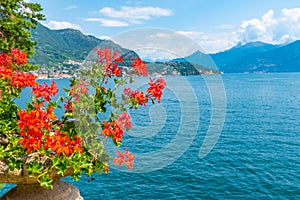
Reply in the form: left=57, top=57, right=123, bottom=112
left=1, top=73, right=300, bottom=199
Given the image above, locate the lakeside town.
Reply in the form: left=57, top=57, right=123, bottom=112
left=32, top=59, right=82, bottom=79
left=31, top=59, right=221, bottom=79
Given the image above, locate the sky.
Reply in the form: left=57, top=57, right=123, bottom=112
left=29, top=0, right=300, bottom=55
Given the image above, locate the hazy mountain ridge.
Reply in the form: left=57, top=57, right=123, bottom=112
left=213, top=41, right=300, bottom=73
left=174, top=41, right=300, bottom=73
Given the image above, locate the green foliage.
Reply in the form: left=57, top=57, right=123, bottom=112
left=27, top=160, right=43, bottom=174
left=0, top=49, right=121, bottom=189
left=0, top=0, right=144, bottom=191
left=0, top=44, right=161, bottom=189
left=0, top=0, right=45, bottom=56
left=40, top=175, right=53, bottom=189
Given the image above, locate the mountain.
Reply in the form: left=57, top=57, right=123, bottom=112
left=215, top=41, right=300, bottom=73
left=171, top=50, right=216, bottom=69
left=174, top=41, right=300, bottom=73
left=30, top=23, right=138, bottom=68
left=211, top=41, right=280, bottom=70
left=29, top=23, right=220, bottom=76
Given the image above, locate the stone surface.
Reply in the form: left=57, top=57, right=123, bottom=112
left=0, top=180, right=83, bottom=200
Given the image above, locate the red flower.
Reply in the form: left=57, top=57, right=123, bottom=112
left=17, top=108, right=56, bottom=152
left=101, top=121, right=114, bottom=137
left=117, top=112, right=132, bottom=130
left=95, top=48, right=123, bottom=76
left=64, top=101, right=73, bottom=112
left=95, top=48, right=123, bottom=64
left=32, top=81, right=58, bottom=102
left=101, top=120, right=124, bottom=144
left=124, top=87, right=148, bottom=106
left=0, top=66, right=13, bottom=80
left=113, top=149, right=134, bottom=170
left=70, top=80, right=89, bottom=102
left=10, top=48, right=28, bottom=65
left=131, top=58, right=148, bottom=76
left=147, top=77, right=166, bottom=103
left=44, top=131, right=84, bottom=156
left=0, top=53, right=12, bottom=67
left=112, top=124, right=124, bottom=144
left=11, top=72, right=37, bottom=88
left=106, top=63, right=121, bottom=76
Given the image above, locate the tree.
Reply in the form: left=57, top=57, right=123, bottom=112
left=0, top=0, right=45, bottom=57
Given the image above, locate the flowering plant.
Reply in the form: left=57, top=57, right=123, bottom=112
left=0, top=48, right=166, bottom=189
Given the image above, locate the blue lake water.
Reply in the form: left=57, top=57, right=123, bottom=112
left=1, top=73, right=300, bottom=199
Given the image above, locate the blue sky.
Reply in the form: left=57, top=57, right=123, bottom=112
left=30, top=0, right=300, bottom=53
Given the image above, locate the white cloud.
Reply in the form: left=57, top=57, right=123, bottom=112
left=149, top=33, right=173, bottom=39
left=137, top=49, right=177, bottom=61
left=99, top=6, right=173, bottom=24
left=45, top=20, right=81, bottom=30
left=86, top=6, right=172, bottom=27
left=237, top=8, right=300, bottom=44
left=130, top=20, right=142, bottom=25
left=66, top=5, right=78, bottom=10
left=177, top=31, right=238, bottom=53
left=214, top=24, right=237, bottom=30
left=282, top=8, right=300, bottom=21
left=111, top=29, right=203, bottom=60
left=96, top=35, right=111, bottom=40
left=96, top=7, right=300, bottom=54
left=179, top=7, right=300, bottom=53
left=262, top=10, right=277, bottom=26
left=85, top=18, right=129, bottom=27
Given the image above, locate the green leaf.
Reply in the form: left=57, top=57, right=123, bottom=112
left=7, top=157, right=23, bottom=171
left=40, top=175, right=53, bottom=189
left=26, top=160, right=43, bottom=174
left=52, top=157, right=67, bottom=176
left=71, top=172, right=82, bottom=181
